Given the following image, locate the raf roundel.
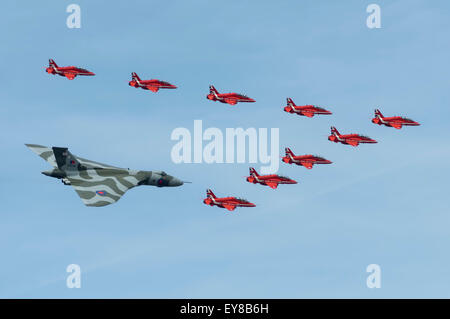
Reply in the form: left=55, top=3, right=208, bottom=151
left=96, top=190, right=107, bottom=196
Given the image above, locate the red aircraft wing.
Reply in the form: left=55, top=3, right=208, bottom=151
left=224, top=98, right=237, bottom=105
left=300, top=110, right=315, bottom=118
left=390, top=121, right=403, bottom=129
left=302, top=162, right=314, bottom=169
left=64, top=73, right=76, bottom=80
left=146, top=86, right=159, bottom=92
left=223, top=204, right=236, bottom=211
left=347, top=139, right=360, bottom=147
left=265, top=181, right=279, bottom=189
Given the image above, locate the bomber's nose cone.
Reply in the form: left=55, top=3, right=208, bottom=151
left=168, top=177, right=183, bottom=187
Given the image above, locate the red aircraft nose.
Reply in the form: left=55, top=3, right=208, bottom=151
left=284, top=106, right=292, bottom=112
left=282, top=157, right=290, bottom=163
left=328, top=135, right=336, bottom=142
left=372, top=118, right=380, bottom=124
left=207, top=94, right=214, bottom=100
left=129, top=81, right=136, bottom=87
left=46, top=67, right=53, bottom=74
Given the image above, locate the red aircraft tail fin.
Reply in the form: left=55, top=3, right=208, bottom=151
left=206, top=189, right=216, bottom=199
left=249, top=167, right=259, bottom=177
left=209, top=85, right=219, bottom=95
left=285, top=147, right=295, bottom=157
left=49, top=59, right=58, bottom=68
left=286, top=98, right=295, bottom=107
left=330, top=126, right=340, bottom=136
left=131, top=72, right=141, bottom=81
left=374, top=108, right=384, bottom=118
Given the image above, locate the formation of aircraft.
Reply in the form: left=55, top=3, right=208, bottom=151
left=282, top=148, right=332, bottom=169
left=128, top=72, right=177, bottom=92
left=45, top=59, right=95, bottom=80
left=371, top=109, right=420, bottom=129
left=328, top=126, right=377, bottom=147
left=203, top=189, right=256, bottom=211
left=41, top=58, right=420, bottom=210
left=284, top=98, right=332, bottom=117
left=26, top=144, right=184, bottom=207
left=206, top=85, right=255, bottom=105
left=246, top=167, right=297, bottom=189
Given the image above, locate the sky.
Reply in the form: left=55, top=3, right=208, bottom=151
left=0, top=0, right=450, bottom=298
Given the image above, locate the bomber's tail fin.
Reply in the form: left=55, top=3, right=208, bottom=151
left=25, top=144, right=58, bottom=168
left=49, top=59, right=58, bottom=68
left=206, top=189, right=216, bottom=199
left=374, top=108, right=384, bottom=118
left=286, top=98, right=295, bottom=107
left=249, top=167, right=259, bottom=177
left=330, top=126, right=340, bottom=136
left=131, top=72, right=141, bottom=81
left=285, top=147, right=295, bottom=157
left=209, top=85, right=219, bottom=95
left=52, top=147, right=82, bottom=172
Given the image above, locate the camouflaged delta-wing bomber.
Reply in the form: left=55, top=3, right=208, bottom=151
left=25, top=144, right=184, bottom=207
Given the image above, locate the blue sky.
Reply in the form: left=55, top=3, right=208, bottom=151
left=1, top=0, right=450, bottom=298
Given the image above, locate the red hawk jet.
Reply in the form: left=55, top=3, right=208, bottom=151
left=45, top=59, right=95, bottom=80
left=371, top=109, right=420, bottom=129
left=128, top=72, right=177, bottom=92
left=282, top=147, right=332, bottom=169
left=203, top=189, right=255, bottom=211
left=206, top=85, right=255, bottom=106
left=283, top=98, right=332, bottom=117
left=246, top=167, right=297, bottom=189
left=328, top=126, right=377, bottom=147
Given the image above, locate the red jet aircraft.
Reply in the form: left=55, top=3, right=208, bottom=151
left=282, top=147, right=332, bottom=169
left=328, top=126, right=377, bottom=147
left=203, top=189, right=255, bottom=211
left=45, top=59, right=95, bottom=80
left=283, top=98, right=332, bottom=117
left=206, top=85, right=255, bottom=106
left=371, top=109, right=420, bottom=129
left=128, top=72, right=177, bottom=92
left=246, top=167, right=297, bottom=189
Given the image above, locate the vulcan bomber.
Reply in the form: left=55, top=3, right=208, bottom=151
left=26, top=144, right=185, bottom=207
